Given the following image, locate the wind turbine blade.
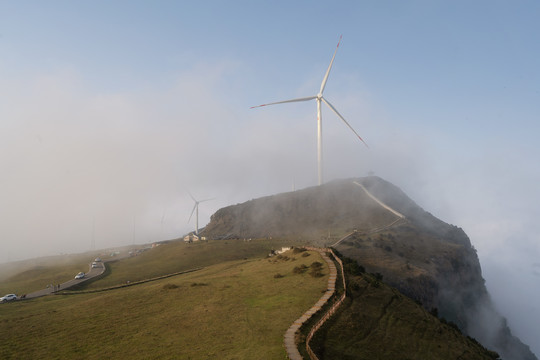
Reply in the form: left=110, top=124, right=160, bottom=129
left=319, top=35, right=342, bottom=95
left=188, top=203, right=197, bottom=223
left=321, top=97, right=369, bottom=148
left=187, top=190, right=197, bottom=203
left=250, top=96, right=317, bottom=109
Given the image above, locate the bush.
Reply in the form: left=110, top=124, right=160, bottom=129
left=301, top=252, right=310, bottom=257
left=309, top=268, right=324, bottom=278
left=162, top=283, right=179, bottom=290
left=345, top=262, right=365, bottom=276
left=274, top=273, right=284, bottom=278
left=293, top=265, right=308, bottom=274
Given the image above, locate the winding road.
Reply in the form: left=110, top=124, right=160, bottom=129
left=24, top=260, right=107, bottom=299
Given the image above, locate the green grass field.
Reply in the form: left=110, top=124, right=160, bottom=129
left=0, top=238, right=297, bottom=296
left=0, top=247, right=326, bottom=359
left=81, top=238, right=297, bottom=290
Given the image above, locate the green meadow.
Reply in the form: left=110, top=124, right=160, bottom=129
left=0, top=245, right=326, bottom=359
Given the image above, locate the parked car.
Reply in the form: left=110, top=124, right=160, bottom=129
left=91, top=262, right=99, bottom=268
left=75, top=272, right=85, bottom=279
left=94, top=257, right=101, bottom=262
left=1, top=294, right=18, bottom=302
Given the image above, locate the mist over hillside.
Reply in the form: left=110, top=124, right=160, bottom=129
left=202, top=176, right=537, bottom=360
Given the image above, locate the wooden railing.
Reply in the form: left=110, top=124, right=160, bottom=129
left=305, top=248, right=346, bottom=360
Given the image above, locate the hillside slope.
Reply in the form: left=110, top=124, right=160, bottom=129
left=202, top=179, right=396, bottom=242
left=0, top=249, right=327, bottom=359
left=312, top=268, right=500, bottom=360
left=202, top=176, right=537, bottom=360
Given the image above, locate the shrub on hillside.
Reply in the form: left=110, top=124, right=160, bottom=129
left=293, top=264, right=308, bottom=274
left=162, top=283, right=179, bottom=290
left=342, top=257, right=365, bottom=275
left=274, top=273, right=285, bottom=278
left=293, top=247, right=306, bottom=254
left=310, top=268, right=324, bottom=277
left=309, top=262, right=324, bottom=277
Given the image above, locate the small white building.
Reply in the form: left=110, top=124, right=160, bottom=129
left=276, top=247, right=291, bottom=254
left=269, top=246, right=292, bottom=256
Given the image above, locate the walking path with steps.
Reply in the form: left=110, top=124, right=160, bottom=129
left=283, top=179, right=408, bottom=358
left=329, top=180, right=409, bottom=248
left=283, top=247, right=342, bottom=360
left=353, top=180, right=405, bottom=219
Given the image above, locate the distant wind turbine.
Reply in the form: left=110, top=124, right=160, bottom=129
left=187, top=192, right=214, bottom=236
left=251, top=35, right=368, bottom=185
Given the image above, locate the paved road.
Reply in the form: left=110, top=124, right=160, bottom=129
left=24, top=261, right=106, bottom=299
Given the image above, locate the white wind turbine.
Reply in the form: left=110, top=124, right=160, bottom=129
left=251, top=35, right=368, bottom=185
left=187, top=192, right=214, bottom=236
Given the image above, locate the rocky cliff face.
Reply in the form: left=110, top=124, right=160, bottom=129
left=201, top=176, right=537, bottom=360
left=358, top=177, right=536, bottom=360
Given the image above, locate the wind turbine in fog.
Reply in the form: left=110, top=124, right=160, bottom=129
left=188, top=192, right=214, bottom=236
left=251, top=35, right=368, bottom=185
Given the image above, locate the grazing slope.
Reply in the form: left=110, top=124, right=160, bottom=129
left=312, top=269, right=500, bottom=360
left=0, top=248, right=327, bottom=360
left=202, top=176, right=537, bottom=360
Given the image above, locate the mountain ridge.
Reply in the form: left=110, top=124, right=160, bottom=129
left=202, top=176, right=537, bottom=360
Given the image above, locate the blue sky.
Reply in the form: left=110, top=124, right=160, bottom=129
left=1, top=0, right=539, bottom=354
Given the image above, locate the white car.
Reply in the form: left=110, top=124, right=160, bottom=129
left=75, top=272, right=85, bottom=279
left=1, top=294, right=17, bottom=302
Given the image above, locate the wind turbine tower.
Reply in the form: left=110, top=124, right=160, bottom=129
left=188, top=192, right=214, bottom=236
left=251, top=35, right=368, bottom=185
